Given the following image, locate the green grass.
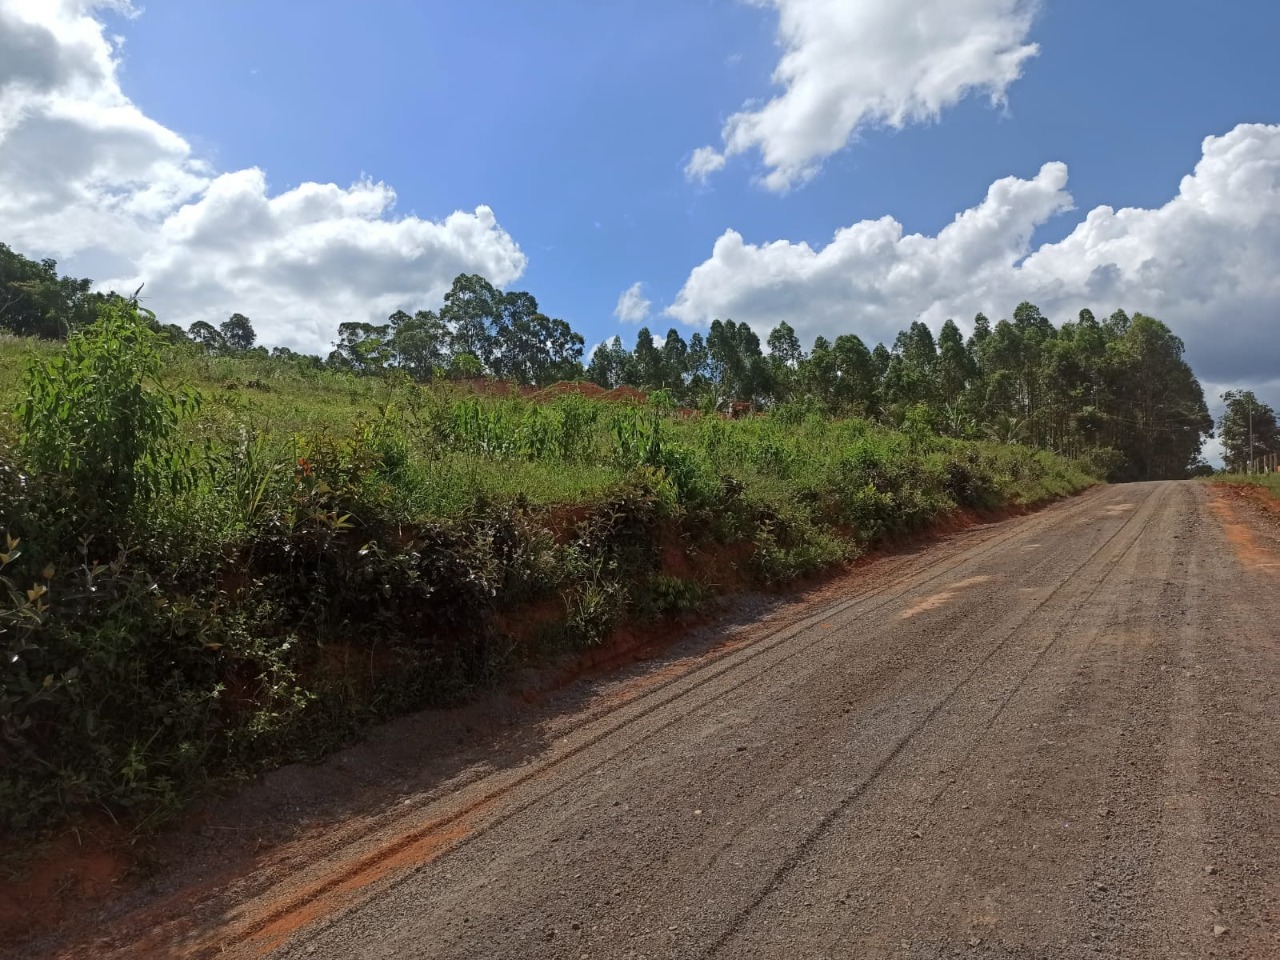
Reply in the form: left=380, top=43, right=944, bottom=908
left=0, top=335, right=1093, bottom=528
left=0, top=328, right=1099, bottom=836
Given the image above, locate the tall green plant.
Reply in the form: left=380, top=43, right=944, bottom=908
left=17, top=304, right=201, bottom=527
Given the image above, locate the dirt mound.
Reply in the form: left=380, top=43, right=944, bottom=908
left=447, top=378, right=536, bottom=398
left=530, top=381, right=608, bottom=401
left=441, top=378, right=649, bottom=406
left=530, top=382, right=649, bottom=405
left=604, top=384, right=649, bottom=404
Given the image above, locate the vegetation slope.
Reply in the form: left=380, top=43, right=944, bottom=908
left=0, top=241, right=1216, bottom=835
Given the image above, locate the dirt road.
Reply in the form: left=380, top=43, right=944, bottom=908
left=30, top=481, right=1280, bottom=958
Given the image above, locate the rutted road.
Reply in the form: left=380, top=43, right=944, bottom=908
left=47, top=482, right=1280, bottom=959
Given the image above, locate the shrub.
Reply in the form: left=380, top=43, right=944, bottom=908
left=18, top=304, right=200, bottom=537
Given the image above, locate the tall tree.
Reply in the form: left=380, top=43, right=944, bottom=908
left=1102, top=314, right=1211, bottom=480
left=659, top=329, right=690, bottom=395
left=883, top=322, right=940, bottom=413
left=1218, top=391, right=1279, bottom=472
left=390, top=309, right=451, bottom=381
left=800, top=337, right=839, bottom=410
left=531, top=313, right=586, bottom=384
left=707, top=320, right=771, bottom=408
left=767, top=321, right=805, bottom=403
left=936, top=319, right=973, bottom=406
left=441, top=274, right=501, bottom=372
left=967, top=312, right=992, bottom=367
left=188, top=320, right=226, bottom=353
left=220, top=313, right=256, bottom=352
left=630, top=327, right=664, bottom=390
left=685, top=333, right=714, bottom=408
left=871, top=343, right=892, bottom=383
left=767, top=321, right=805, bottom=367
left=830, top=334, right=877, bottom=414
left=0, top=243, right=104, bottom=338
left=487, top=290, right=583, bottom=385
left=328, top=322, right=394, bottom=375
left=587, top=336, right=631, bottom=389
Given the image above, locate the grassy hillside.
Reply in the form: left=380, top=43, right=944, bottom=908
left=0, top=318, right=1096, bottom=835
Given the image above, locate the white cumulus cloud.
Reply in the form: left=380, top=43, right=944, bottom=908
left=669, top=123, right=1280, bottom=401
left=684, top=146, right=728, bottom=184
left=0, top=0, right=526, bottom=353
left=691, top=0, right=1040, bottom=191
left=614, top=281, right=652, bottom=324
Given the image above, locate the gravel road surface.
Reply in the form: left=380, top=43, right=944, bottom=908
left=258, top=481, right=1280, bottom=959
left=26, top=481, right=1280, bottom=959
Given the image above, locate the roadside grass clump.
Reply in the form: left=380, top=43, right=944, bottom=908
left=1210, top=472, right=1280, bottom=498
left=0, top=319, right=1096, bottom=835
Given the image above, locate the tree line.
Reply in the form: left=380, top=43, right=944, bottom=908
left=586, top=306, right=1212, bottom=482
left=1, top=242, right=1218, bottom=480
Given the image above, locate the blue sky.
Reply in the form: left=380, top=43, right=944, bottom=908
left=3, top=0, right=1280, bottom=420
left=97, top=0, right=1278, bottom=337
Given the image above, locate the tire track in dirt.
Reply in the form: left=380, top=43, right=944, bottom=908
left=658, top=485, right=1165, bottom=936
left=259, top=488, right=1172, bottom=960
left=184, top=490, right=1126, bottom=958
left=40, top=498, right=1096, bottom=960
left=43, top=482, right=1275, bottom=960
left=221, top=481, right=1280, bottom=959
left=697, top=484, right=1169, bottom=957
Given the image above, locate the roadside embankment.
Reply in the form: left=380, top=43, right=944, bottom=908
left=0, top=315, right=1096, bottom=848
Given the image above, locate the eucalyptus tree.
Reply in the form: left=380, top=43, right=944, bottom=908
left=587, top=336, right=631, bottom=389
left=1102, top=314, right=1212, bottom=480
left=0, top=243, right=103, bottom=338
left=187, top=320, right=227, bottom=353
left=441, top=274, right=501, bottom=371
left=630, top=327, right=665, bottom=390
left=659, top=329, right=691, bottom=396
left=389, top=309, right=451, bottom=381
left=1218, top=390, right=1279, bottom=472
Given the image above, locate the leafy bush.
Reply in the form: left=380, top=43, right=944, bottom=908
left=18, top=305, right=200, bottom=534
left=0, top=537, right=226, bottom=829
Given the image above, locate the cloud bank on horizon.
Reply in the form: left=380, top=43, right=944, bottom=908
left=669, top=122, right=1280, bottom=395
left=0, top=0, right=526, bottom=353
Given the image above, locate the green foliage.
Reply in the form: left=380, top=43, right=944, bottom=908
left=0, top=536, right=228, bottom=829
left=221, top=313, right=257, bottom=352
left=18, top=304, right=201, bottom=531
left=1217, top=390, right=1278, bottom=473
left=0, top=243, right=113, bottom=339
left=1213, top=472, right=1280, bottom=496
left=636, top=575, right=711, bottom=619
left=0, top=242, right=1212, bottom=480
left=0, top=291, right=1102, bottom=838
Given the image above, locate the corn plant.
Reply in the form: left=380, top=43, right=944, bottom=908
left=18, top=304, right=202, bottom=529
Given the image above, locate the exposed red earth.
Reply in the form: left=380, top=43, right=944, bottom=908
left=6, top=481, right=1280, bottom=959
